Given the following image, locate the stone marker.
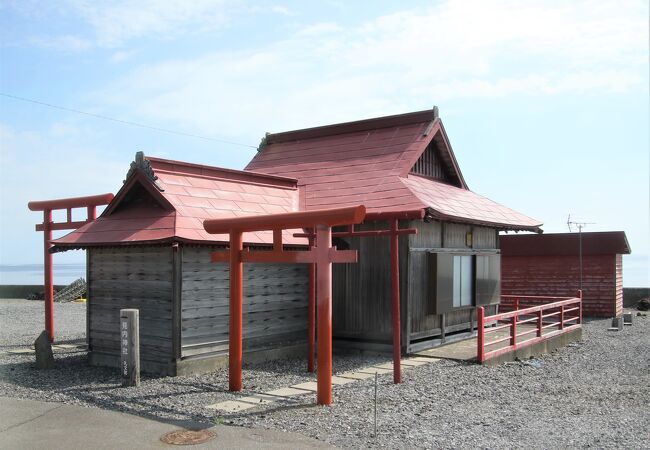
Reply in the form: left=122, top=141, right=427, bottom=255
left=120, top=309, right=140, bottom=387
left=608, top=316, right=624, bottom=331
left=34, top=330, right=55, bottom=369
left=623, top=313, right=633, bottom=326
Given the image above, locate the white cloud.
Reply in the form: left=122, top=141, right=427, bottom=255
left=68, top=0, right=230, bottom=47
left=92, top=0, right=647, bottom=136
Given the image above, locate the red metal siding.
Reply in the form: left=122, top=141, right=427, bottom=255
left=501, top=254, right=618, bottom=317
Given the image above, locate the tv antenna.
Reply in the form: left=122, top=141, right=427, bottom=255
left=567, top=214, right=595, bottom=233
left=566, top=214, right=595, bottom=290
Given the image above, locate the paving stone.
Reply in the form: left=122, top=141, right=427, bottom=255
left=331, top=376, right=355, bottom=385
left=265, top=387, right=312, bottom=397
left=53, top=344, right=83, bottom=349
left=206, top=400, right=255, bottom=412
left=400, top=359, right=428, bottom=367
left=373, top=362, right=394, bottom=370
left=237, top=393, right=277, bottom=406
left=358, top=367, right=393, bottom=375
left=337, top=371, right=376, bottom=380
left=8, top=348, right=35, bottom=354
left=291, top=381, right=318, bottom=392
left=408, top=356, right=440, bottom=363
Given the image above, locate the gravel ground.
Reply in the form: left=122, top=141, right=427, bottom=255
left=1, top=299, right=648, bottom=449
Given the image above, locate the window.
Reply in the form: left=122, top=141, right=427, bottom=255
left=452, top=255, right=473, bottom=307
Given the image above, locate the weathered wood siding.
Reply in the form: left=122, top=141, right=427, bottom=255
left=87, top=246, right=174, bottom=369
left=332, top=221, right=409, bottom=344
left=408, top=221, right=499, bottom=342
left=180, top=246, right=308, bottom=358
left=333, top=220, right=499, bottom=352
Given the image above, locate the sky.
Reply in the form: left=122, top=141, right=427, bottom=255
left=0, top=0, right=648, bottom=286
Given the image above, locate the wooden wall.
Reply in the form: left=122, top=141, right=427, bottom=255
left=87, top=246, right=174, bottom=373
left=407, top=221, right=498, bottom=347
left=180, top=246, right=308, bottom=358
left=501, top=253, right=619, bottom=317
left=333, top=219, right=499, bottom=352
left=332, top=221, right=409, bottom=345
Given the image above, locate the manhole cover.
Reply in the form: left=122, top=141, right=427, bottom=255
left=160, top=429, right=216, bottom=445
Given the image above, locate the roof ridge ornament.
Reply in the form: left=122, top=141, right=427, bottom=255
left=422, top=106, right=440, bottom=136
left=124, top=151, right=164, bottom=191
left=257, top=132, right=270, bottom=152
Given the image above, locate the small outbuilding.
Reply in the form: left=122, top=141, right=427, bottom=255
left=51, top=108, right=542, bottom=375
left=500, top=232, right=631, bottom=317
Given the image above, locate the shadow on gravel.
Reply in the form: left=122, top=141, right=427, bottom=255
left=0, top=353, right=226, bottom=429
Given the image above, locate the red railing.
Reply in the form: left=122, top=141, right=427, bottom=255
left=477, top=291, right=583, bottom=363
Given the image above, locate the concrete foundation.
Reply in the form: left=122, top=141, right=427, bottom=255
left=89, top=342, right=308, bottom=377
left=482, top=327, right=583, bottom=366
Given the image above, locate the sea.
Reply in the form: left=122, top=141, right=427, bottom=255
left=0, top=264, right=86, bottom=285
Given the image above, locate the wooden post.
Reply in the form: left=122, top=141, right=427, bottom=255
left=578, top=290, right=583, bottom=325
left=229, top=231, right=244, bottom=391
left=510, top=314, right=517, bottom=346
left=477, top=307, right=485, bottom=363
left=120, top=309, right=140, bottom=387
left=559, top=305, right=564, bottom=330
left=389, top=219, right=401, bottom=384
left=308, top=260, right=316, bottom=373
left=307, top=230, right=316, bottom=373
left=316, top=225, right=333, bottom=406
left=537, top=310, right=543, bottom=337
left=43, top=210, right=54, bottom=342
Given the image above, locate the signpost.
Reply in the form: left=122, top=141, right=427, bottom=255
left=120, top=309, right=140, bottom=387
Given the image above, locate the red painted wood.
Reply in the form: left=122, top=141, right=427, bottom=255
left=204, top=206, right=366, bottom=234
left=43, top=210, right=53, bottom=342
left=479, top=296, right=582, bottom=362
left=28, top=193, right=114, bottom=211
left=308, top=251, right=316, bottom=373
left=502, top=253, right=621, bottom=317
left=316, top=225, right=333, bottom=405
left=229, top=231, right=243, bottom=392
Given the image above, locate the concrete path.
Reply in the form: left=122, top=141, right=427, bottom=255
left=413, top=324, right=541, bottom=361
left=206, top=356, right=440, bottom=413
left=0, top=397, right=334, bottom=450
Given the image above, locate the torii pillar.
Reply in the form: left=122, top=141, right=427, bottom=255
left=204, top=205, right=365, bottom=405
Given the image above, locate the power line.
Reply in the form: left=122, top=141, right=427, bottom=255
left=0, top=92, right=257, bottom=149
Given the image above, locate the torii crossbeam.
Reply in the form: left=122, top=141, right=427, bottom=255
left=204, top=205, right=365, bottom=405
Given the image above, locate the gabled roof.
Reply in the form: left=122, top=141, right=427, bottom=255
left=246, top=108, right=542, bottom=232
left=500, top=232, right=631, bottom=256
left=53, top=154, right=305, bottom=249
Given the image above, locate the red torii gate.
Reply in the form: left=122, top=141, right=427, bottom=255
left=28, top=193, right=114, bottom=342
left=296, top=209, right=424, bottom=384
left=204, top=206, right=365, bottom=406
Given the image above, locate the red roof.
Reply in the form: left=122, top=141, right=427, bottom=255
left=53, top=108, right=542, bottom=249
left=501, top=232, right=631, bottom=256
left=53, top=156, right=305, bottom=248
left=246, top=109, right=541, bottom=231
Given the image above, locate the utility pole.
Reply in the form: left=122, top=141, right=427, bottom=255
left=567, top=215, right=595, bottom=291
